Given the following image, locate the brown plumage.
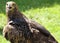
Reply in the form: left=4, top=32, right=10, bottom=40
left=3, top=1, right=58, bottom=43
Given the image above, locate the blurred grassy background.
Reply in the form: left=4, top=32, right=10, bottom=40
left=0, top=0, right=60, bottom=43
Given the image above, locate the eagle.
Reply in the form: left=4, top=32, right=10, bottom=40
left=3, top=1, right=58, bottom=43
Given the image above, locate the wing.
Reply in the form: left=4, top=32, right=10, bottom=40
left=30, top=20, right=58, bottom=43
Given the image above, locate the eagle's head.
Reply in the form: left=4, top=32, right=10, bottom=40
left=6, top=1, right=17, bottom=13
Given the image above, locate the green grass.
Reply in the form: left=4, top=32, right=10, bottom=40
left=0, top=0, right=60, bottom=43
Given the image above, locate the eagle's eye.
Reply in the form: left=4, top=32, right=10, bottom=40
left=12, top=3, right=15, bottom=6
left=12, top=3, right=16, bottom=7
left=6, top=4, right=8, bottom=6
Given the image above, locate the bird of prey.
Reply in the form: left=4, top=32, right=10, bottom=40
left=3, top=1, right=58, bottom=43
